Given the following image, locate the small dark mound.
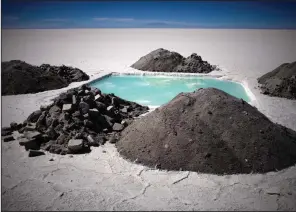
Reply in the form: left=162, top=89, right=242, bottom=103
left=131, top=48, right=216, bottom=73
left=1, top=60, right=90, bottom=95
left=258, top=61, right=296, bottom=99
left=117, top=88, right=296, bottom=174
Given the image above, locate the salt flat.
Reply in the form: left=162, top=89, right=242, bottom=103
left=1, top=29, right=296, bottom=210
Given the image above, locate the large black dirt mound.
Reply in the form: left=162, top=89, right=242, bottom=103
left=258, top=61, right=296, bottom=99
left=131, top=48, right=216, bottom=73
left=117, top=88, right=296, bottom=174
left=2, top=60, right=89, bottom=95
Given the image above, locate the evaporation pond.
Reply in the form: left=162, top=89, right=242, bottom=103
left=89, top=75, right=250, bottom=107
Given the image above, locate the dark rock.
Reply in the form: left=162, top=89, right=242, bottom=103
left=79, top=101, right=90, bottom=115
left=129, top=110, right=143, bottom=118
left=19, top=138, right=40, bottom=150
left=48, top=105, right=62, bottom=119
left=109, top=134, right=118, bottom=144
left=22, top=124, right=36, bottom=132
left=84, top=84, right=92, bottom=91
left=18, top=138, right=30, bottom=146
left=121, top=120, right=128, bottom=127
left=60, top=148, right=68, bottom=155
left=78, top=89, right=85, bottom=96
left=72, top=111, right=81, bottom=118
left=71, top=117, right=83, bottom=126
left=74, top=132, right=84, bottom=139
left=94, top=94, right=102, bottom=101
left=83, top=94, right=95, bottom=106
left=45, top=127, right=59, bottom=140
left=17, top=123, right=23, bottom=130
left=41, top=134, right=50, bottom=143
left=56, top=134, right=69, bottom=145
left=18, top=127, right=26, bottom=133
left=2, top=126, right=12, bottom=132
left=67, top=139, right=84, bottom=153
left=86, top=135, right=98, bottom=146
left=59, top=113, right=70, bottom=123
left=113, top=123, right=124, bottom=132
left=40, top=103, right=53, bottom=111
left=36, top=111, right=47, bottom=131
left=83, top=113, right=89, bottom=119
left=155, top=163, right=161, bottom=169
left=54, top=124, right=64, bottom=133
left=107, top=106, right=114, bottom=112
left=49, top=144, right=67, bottom=154
left=27, top=110, right=42, bottom=123
left=90, top=116, right=108, bottom=133
left=50, top=118, right=59, bottom=128
left=2, top=130, right=12, bottom=136
left=28, top=150, right=45, bottom=157
left=55, top=93, right=72, bottom=105
left=62, top=104, right=72, bottom=112
left=40, top=140, right=55, bottom=151
left=10, top=122, right=19, bottom=131
left=66, top=88, right=77, bottom=96
left=62, top=123, right=74, bottom=132
left=95, top=134, right=106, bottom=145
left=24, top=131, right=42, bottom=139
left=89, top=108, right=100, bottom=118
left=2, top=135, right=14, bottom=142
left=84, top=120, right=93, bottom=128
left=46, top=115, right=53, bottom=127
left=103, top=115, right=114, bottom=127
left=122, top=119, right=133, bottom=126
left=121, top=107, right=128, bottom=113
left=96, top=102, right=106, bottom=111
left=72, top=95, right=77, bottom=105
left=111, top=97, right=120, bottom=107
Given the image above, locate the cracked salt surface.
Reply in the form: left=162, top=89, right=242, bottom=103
left=2, top=70, right=296, bottom=211
left=2, top=140, right=296, bottom=211
left=2, top=29, right=296, bottom=210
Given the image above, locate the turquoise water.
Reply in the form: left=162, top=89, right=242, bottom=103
left=89, top=75, right=250, bottom=106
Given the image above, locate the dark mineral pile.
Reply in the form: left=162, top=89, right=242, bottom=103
left=117, top=88, right=296, bottom=174
left=258, top=61, right=296, bottom=99
left=131, top=48, right=216, bottom=73
left=1, top=84, right=149, bottom=155
left=1, top=60, right=90, bottom=95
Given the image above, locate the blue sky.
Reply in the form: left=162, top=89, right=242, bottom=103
left=2, top=1, right=296, bottom=29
